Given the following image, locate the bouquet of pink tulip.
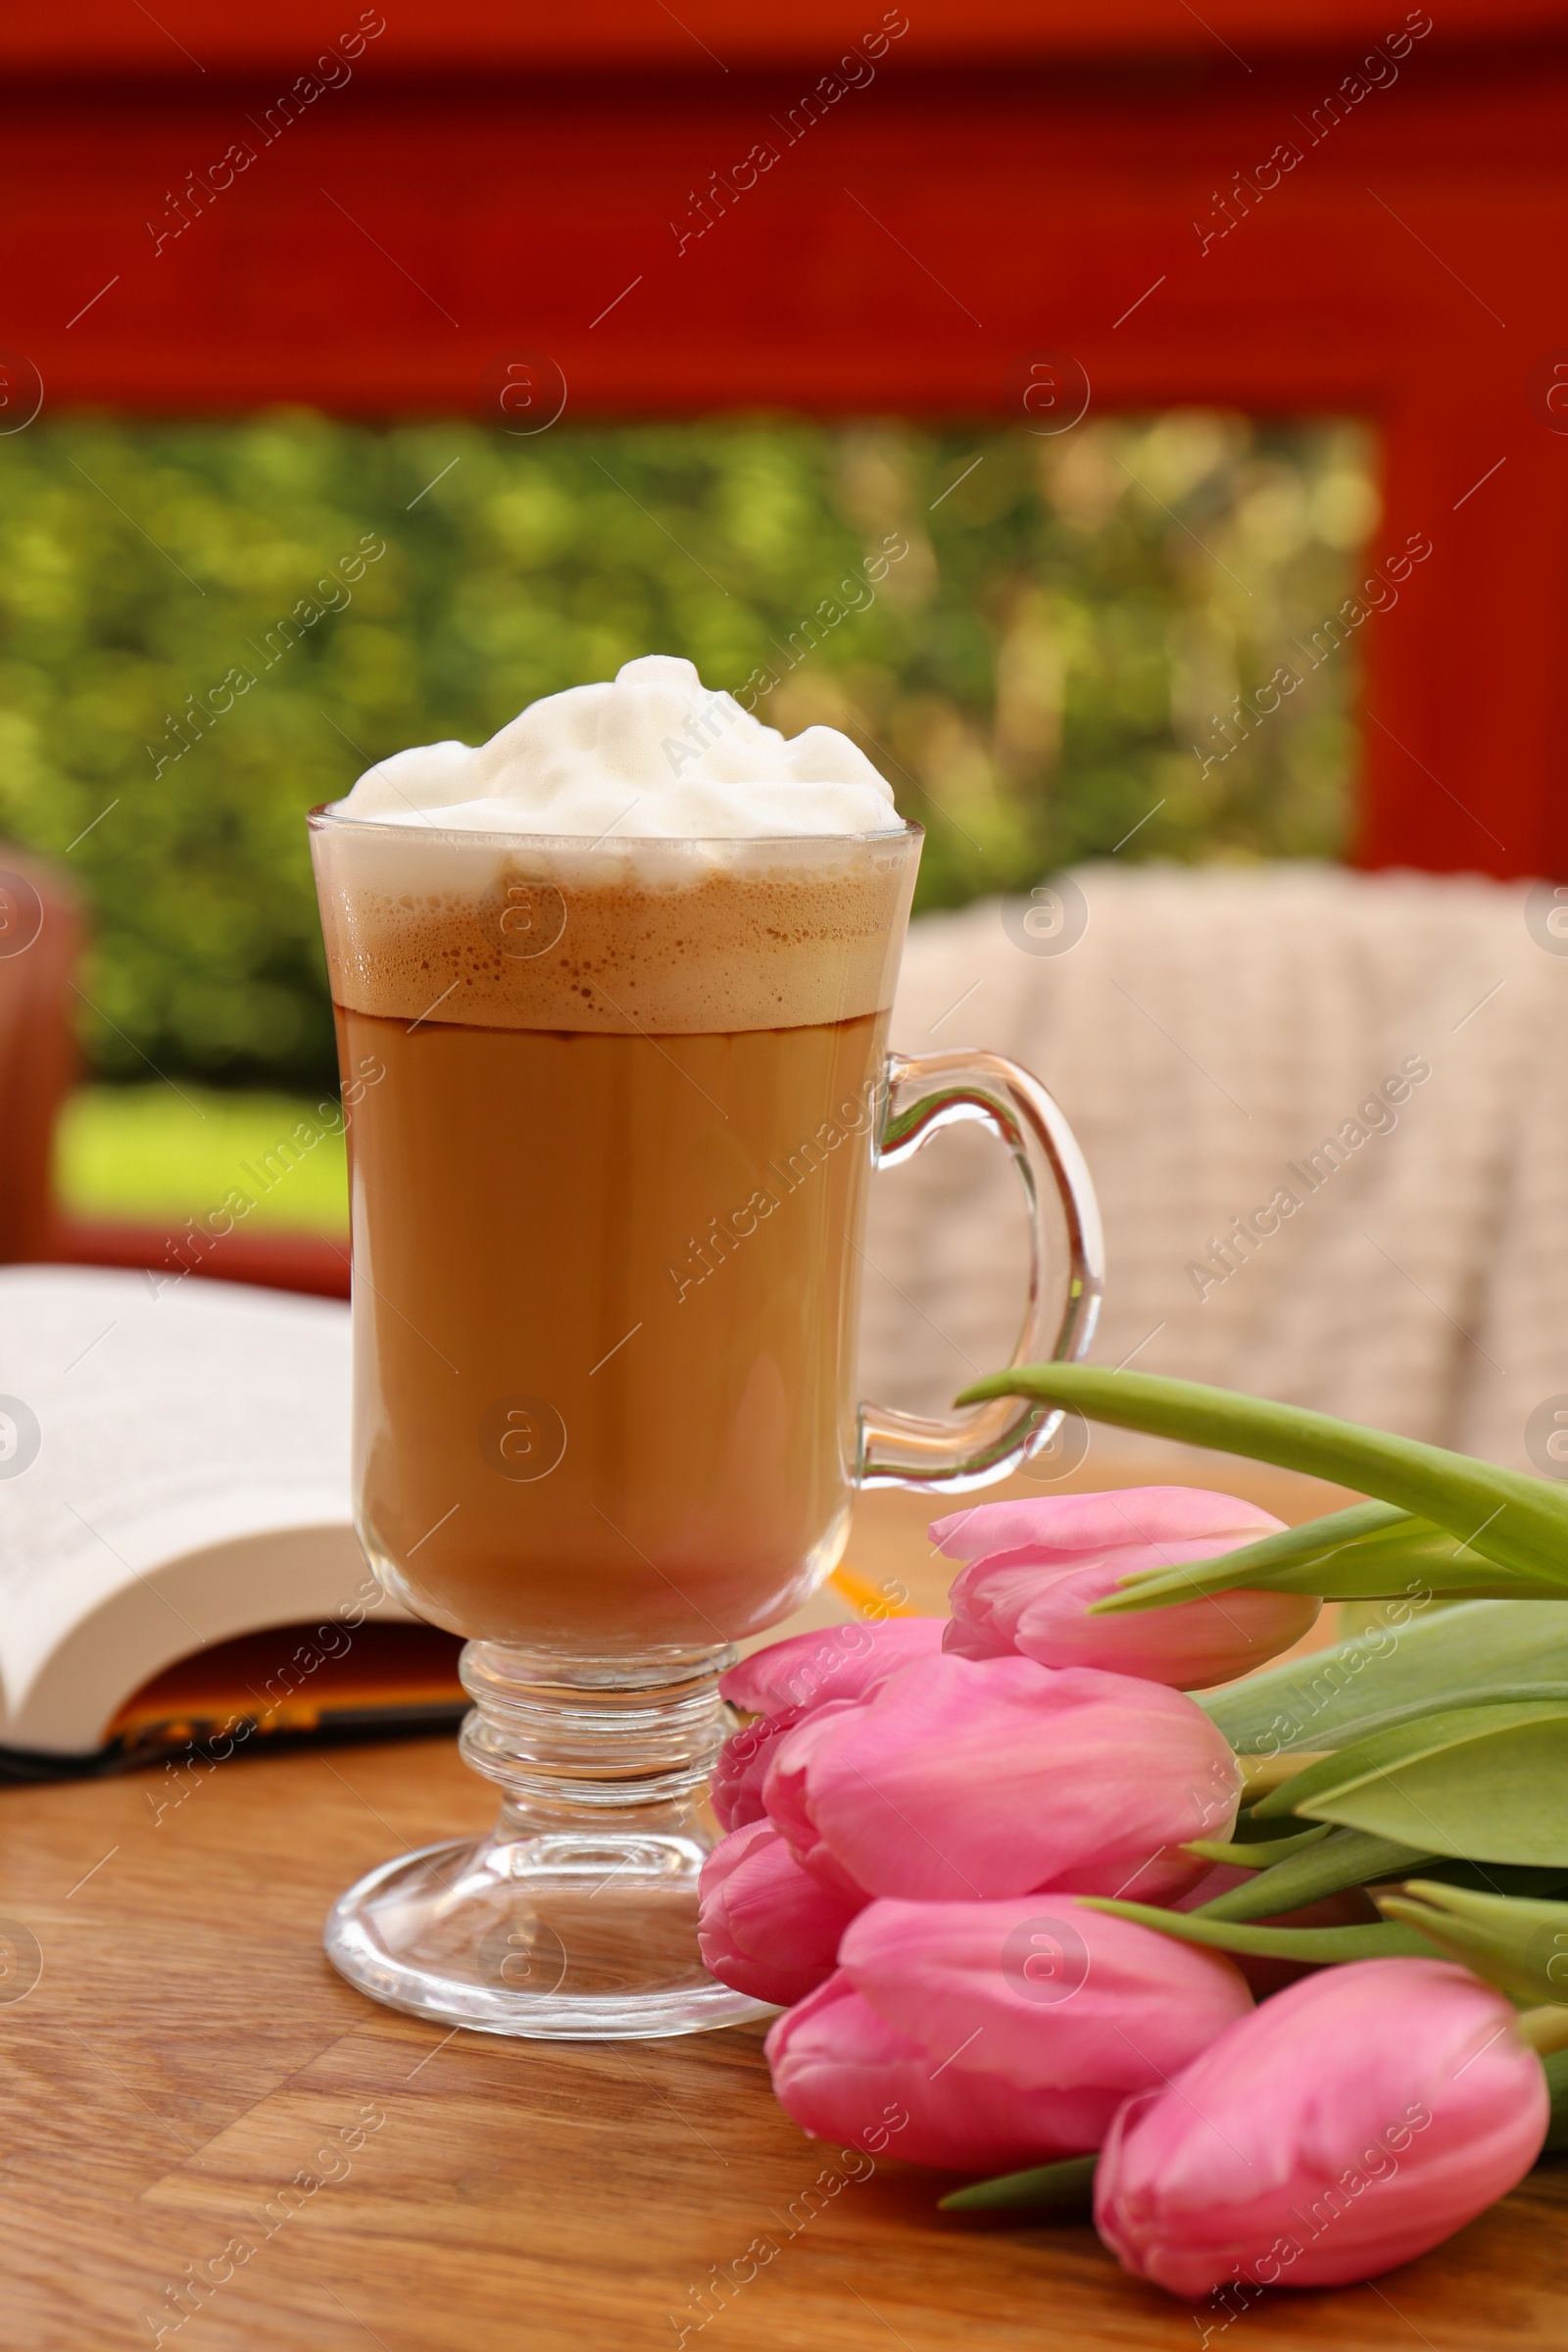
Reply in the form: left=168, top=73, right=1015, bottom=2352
left=698, top=1369, right=1568, bottom=2306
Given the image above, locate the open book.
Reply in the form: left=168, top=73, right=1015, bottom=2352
left=0, top=1265, right=464, bottom=1776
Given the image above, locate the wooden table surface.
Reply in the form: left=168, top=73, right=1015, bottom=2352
left=5, top=1447, right=1565, bottom=2352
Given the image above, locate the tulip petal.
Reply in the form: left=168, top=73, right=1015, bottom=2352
left=764, top=1653, right=1239, bottom=1905
left=757, top=1698, right=874, bottom=1901
left=711, top=1706, right=803, bottom=1832
left=764, top=1973, right=1086, bottom=2174
left=841, top=1896, right=1252, bottom=2101
left=720, top=1617, right=946, bottom=1719
left=929, top=1488, right=1281, bottom=1563
left=1094, top=1959, right=1548, bottom=2294
left=698, top=1819, right=864, bottom=2008
left=935, top=1490, right=1313, bottom=1688
left=946, top=1544, right=1316, bottom=1688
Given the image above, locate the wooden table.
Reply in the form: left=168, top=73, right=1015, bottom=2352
left=5, top=1450, right=1563, bottom=2351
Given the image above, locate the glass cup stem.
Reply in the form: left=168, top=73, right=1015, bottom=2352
left=460, top=1641, right=736, bottom=1833
left=323, top=1642, right=770, bottom=2038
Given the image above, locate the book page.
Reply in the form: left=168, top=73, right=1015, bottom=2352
left=0, top=1266, right=356, bottom=1723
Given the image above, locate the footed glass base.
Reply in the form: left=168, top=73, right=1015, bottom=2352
left=322, top=1641, right=773, bottom=2040
left=325, top=1828, right=768, bottom=2038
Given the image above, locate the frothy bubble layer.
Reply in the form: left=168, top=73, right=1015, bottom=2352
left=334, top=655, right=903, bottom=839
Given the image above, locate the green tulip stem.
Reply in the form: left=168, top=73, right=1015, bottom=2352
left=940, top=2152, right=1098, bottom=2214
left=955, top=1366, right=1568, bottom=1585
left=1184, top=1823, right=1335, bottom=1870
left=1518, top=2007, right=1568, bottom=2057
left=1079, top=1896, right=1438, bottom=1963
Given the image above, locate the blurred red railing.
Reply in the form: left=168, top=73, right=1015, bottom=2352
left=48, top=1218, right=351, bottom=1298
left=6, top=0, right=1563, bottom=872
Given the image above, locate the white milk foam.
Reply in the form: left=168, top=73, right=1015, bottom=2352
left=316, top=660, right=916, bottom=1033
left=334, top=656, right=902, bottom=840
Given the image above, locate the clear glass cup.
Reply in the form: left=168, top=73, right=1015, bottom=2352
left=310, top=808, right=1102, bottom=2038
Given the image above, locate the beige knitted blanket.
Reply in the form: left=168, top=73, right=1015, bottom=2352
left=862, top=862, right=1568, bottom=1473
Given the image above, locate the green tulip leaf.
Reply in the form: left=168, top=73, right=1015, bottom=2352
left=1185, top=1823, right=1335, bottom=1869
left=1094, top=1503, right=1560, bottom=1617
left=1230, top=1806, right=1336, bottom=1846
left=1286, top=1706, right=1568, bottom=1865
left=940, top=2152, right=1098, bottom=2215
left=1079, top=1896, right=1440, bottom=1963
left=1092, top=1499, right=1407, bottom=1612
left=1375, top=1880, right=1568, bottom=2006
left=956, top=1366, right=1568, bottom=1585
left=1206, top=1599, right=1568, bottom=1756
left=1250, top=1702, right=1568, bottom=1821
left=1192, top=1827, right=1433, bottom=1921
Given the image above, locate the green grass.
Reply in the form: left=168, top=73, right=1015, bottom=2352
left=55, top=1086, right=349, bottom=1233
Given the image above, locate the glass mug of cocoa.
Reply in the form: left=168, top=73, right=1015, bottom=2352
left=310, top=662, right=1102, bottom=2038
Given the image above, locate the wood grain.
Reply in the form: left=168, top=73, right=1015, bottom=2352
left=2, top=1451, right=1558, bottom=2352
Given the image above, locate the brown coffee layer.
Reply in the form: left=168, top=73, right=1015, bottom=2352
left=340, top=1004, right=886, bottom=1643
left=312, top=826, right=917, bottom=1034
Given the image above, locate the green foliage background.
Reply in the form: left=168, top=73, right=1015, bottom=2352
left=0, top=411, right=1372, bottom=1089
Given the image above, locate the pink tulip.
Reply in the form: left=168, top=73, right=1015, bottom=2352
left=766, top=1896, right=1251, bottom=2172
left=712, top=1617, right=946, bottom=1832
left=722, top=1615, right=947, bottom=1719
left=848, top=1894, right=1251, bottom=2115
left=711, top=1711, right=801, bottom=1835
left=1096, top=1958, right=1548, bottom=2296
left=698, top=1818, right=864, bottom=2008
left=763, top=1653, right=1239, bottom=1907
left=932, top=1488, right=1318, bottom=1689
left=764, top=1973, right=1054, bottom=2173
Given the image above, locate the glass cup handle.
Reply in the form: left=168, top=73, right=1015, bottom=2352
left=858, top=1048, right=1104, bottom=1491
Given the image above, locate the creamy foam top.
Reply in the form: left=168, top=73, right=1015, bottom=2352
left=317, top=658, right=916, bottom=1033
left=336, top=656, right=903, bottom=840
